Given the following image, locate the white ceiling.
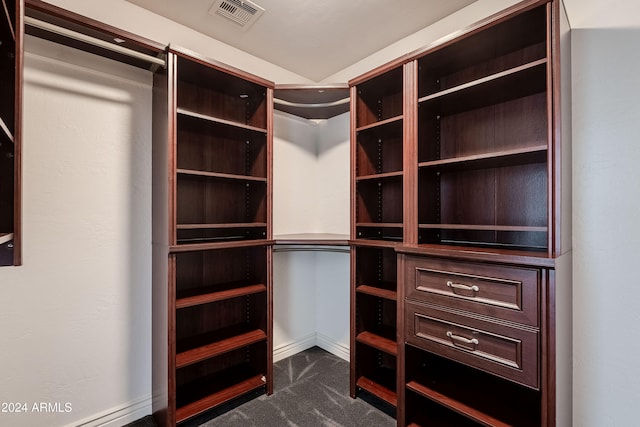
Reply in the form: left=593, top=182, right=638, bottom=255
left=123, top=0, right=640, bottom=82
left=563, top=0, right=640, bottom=29
left=125, top=0, right=477, bottom=82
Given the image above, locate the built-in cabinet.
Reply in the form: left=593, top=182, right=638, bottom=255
left=151, top=48, right=274, bottom=425
left=4, top=0, right=570, bottom=424
left=350, top=0, right=571, bottom=425
left=0, top=0, right=22, bottom=266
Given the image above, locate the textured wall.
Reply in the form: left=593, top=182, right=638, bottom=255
left=572, top=28, right=640, bottom=426
left=0, top=36, right=152, bottom=427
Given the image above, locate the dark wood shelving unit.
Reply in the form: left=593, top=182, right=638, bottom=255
left=349, top=61, right=409, bottom=415
left=152, top=46, right=274, bottom=425
left=396, top=1, right=572, bottom=426
left=0, top=0, right=21, bottom=267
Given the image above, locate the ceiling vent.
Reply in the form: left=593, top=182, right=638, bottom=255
left=209, top=0, right=265, bottom=30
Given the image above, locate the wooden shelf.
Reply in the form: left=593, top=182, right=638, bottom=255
left=356, top=331, right=397, bottom=356
left=176, top=168, right=267, bottom=183
left=176, top=328, right=267, bottom=369
left=356, top=115, right=403, bottom=133
left=356, top=222, right=403, bottom=229
left=273, top=233, right=350, bottom=246
left=2, top=0, right=15, bottom=41
left=176, top=371, right=266, bottom=423
left=418, top=59, right=547, bottom=115
left=177, top=107, right=267, bottom=134
left=0, top=116, right=13, bottom=143
left=356, top=376, right=397, bottom=407
left=356, top=284, right=396, bottom=301
left=407, top=380, right=521, bottom=427
left=176, top=283, right=266, bottom=309
left=419, top=224, right=548, bottom=232
left=418, top=145, right=547, bottom=171
left=350, top=239, right=401, bottom=248
left=356, top=171, right=403, bottom=181
left=170, top=238, right=273, bottom=253
left=404, top=347, right=540, bottom=427
left=407, top=380, right=507, bottom=427
left=177, top=222, right=266, bottom=230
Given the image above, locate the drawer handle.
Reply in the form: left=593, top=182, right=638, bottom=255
left=447, top=281, right=479, bottom=293
left=446, top=331, right=479, bottom=346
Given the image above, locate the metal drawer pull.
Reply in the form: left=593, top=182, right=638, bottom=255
left=447, top=281, right=479, bottom=293
left=446, top=331, right=479, bottom=346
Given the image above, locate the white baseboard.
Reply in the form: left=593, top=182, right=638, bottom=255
left=274, top=333, right=350, bottom=363
left=66, top=394, right=151, bottom=427
left=315, top=332, right=350, bottom=361
left=69, top=337, right=348, bottom=426
left=273, top=333, right=317, bottom=362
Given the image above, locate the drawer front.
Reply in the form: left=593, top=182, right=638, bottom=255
left=405, top=301, right=539, bottom=389
left=404, top=256, right=539, bottom=326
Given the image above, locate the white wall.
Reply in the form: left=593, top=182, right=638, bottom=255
left=272, top=111, right=350, bottom=361
left=0, top=37, right=152, bottom=427
left=13, top=0, right=640, bottom=425
left=572, top=28, right=640, bottom=426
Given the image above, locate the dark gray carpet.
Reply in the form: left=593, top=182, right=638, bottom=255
left=198, top=346, right=395, bottom=426
left=129, top=346, right=395, bottom=426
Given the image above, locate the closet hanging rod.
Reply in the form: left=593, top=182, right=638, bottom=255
left=273, top=97, right=350, bottom=109
left=273, top=247, right=350, bottom=254
left=25, top=16, right=167, bottom=68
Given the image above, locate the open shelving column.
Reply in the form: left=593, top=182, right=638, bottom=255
left=0, top=0, right=22, bottom=266
left=415, top=3, right=550, bottom=252
left=349, top=63, right=408, bottom=411
left=152, top=47, right=274, bottom=426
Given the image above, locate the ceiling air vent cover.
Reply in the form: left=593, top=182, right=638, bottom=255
left=209, top=0, right=265, bottom=30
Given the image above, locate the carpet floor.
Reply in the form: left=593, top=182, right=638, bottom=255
left=127, top=346, right=395, bottom=427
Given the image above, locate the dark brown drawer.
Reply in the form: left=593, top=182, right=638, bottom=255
left=404, top=256, right=539, bottom=327
left=405, top=300, right=539, bottom=389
